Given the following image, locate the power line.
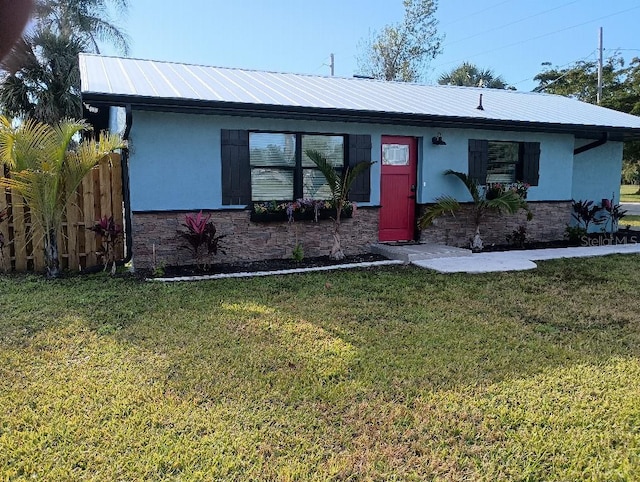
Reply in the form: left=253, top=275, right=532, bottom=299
left=439, top=0, right=515, bottom=28
left=442, top=0, right=580, bottom=49
left=431, top=4, right=640, bottom=71
left=510, top=49, right=597, bottom=88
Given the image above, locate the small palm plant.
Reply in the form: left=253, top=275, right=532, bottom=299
left=305, top=149, right=373, bottom=260
left=419, top=170, right=531, bottom=252
left=0, top=116, right=126, bottom=278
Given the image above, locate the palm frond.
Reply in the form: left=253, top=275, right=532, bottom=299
left=305, top=149, right=341, bottom=200
left=485, top=190, right=526, bottom=214
left=418, top=195, right=460, bottom=228
left=443, top=169, right=481, bottom=202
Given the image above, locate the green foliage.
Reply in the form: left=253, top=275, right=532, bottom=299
left=1, top=256, right=640, bottom=479
left=356, top=0, right=443, bottom=82
left=291, top=243, right=304, bottom=263
left=533, top=54, right=640, bottom=163
left=438, top=62, right=511, bottom=89
left=0, top=116, right=125, bottom=277
left=620, top=184, right=640, bottom=202
left=304, top=148, right=373, bottom=260
left=0, top=0, right=129, bottom=123
left=419, top=170, right=530, bottom=249
left=506, top=225, right=528, bottom=248
left=564, top=225, right=587, bottom=245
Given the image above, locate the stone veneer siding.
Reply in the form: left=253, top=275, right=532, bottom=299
left=131, top=207, right=380, bottom=269
left=419, top=201, right=572, bottom=247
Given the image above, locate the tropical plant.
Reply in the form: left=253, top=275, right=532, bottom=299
left=0, top=31, right=85, bottom=123
left=177, top=211, right=225, bottom=270
left=305, top=149, right=374, bottom=260
left=88, top=214, right=122, bottom=275
left=1, top=0, right=129, bottom=123
left=34, top=0, right=130, bottom=55
left=0, top=116, right=126, bottom=278
left=570, top=200, right=603, bottom=232
left=600, top=196, right=627, bottom=234
left=438, top=62, right=510, bottom=89
left=418, top=170, right=531, bottom=251
left=356, top=0, right=442, bottom=82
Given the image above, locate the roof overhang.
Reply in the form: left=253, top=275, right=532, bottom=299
left=82, top=92, right=640, bottom=142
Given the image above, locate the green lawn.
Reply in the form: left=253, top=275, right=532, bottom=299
left=622, top=214, right=640, bottom=227
left=620, top=184, right=640, bottom=202
left=1, top=259, right=640, bottom=480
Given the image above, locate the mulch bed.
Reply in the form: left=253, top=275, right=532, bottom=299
left=150, top=253, right=390, bottom=279
left=482, top=229, right=640, bottom=252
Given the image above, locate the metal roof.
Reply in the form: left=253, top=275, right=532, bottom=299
left=79, top=53, right=640, bottom=140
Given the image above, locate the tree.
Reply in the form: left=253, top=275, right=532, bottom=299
left=33, top=0, right=130, bottom=55
left=418, top=170, right=530, bottom=251
left=0, top=0, right=129, bottom=123
left=534, top=54, right=640, bottom=180
left=0, top=31, right=84, bottom=123
left=438, top=62, right=510, bottom=89
left=356, top=0, right=443, bottom=82
left=305, top=149, right=373, bottom=260
left=0, top=116, right=125, bottom=278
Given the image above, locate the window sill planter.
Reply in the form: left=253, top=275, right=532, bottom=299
left=250, top=202, right=354, bottom=223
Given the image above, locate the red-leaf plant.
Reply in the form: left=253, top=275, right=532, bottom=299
left=177, top=211, right=225, bottom=270
left=89, top=215, right=123, bottom=275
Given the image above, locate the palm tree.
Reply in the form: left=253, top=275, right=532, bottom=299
left=438, top=62, right=509, bottom=89
left=0, top=31, right=85, bottom=123
left=34, top=0, right=130, bottom=55
left=419, top=170, right=530, bottom=251
left=305, top=149, right=373, bottom=260
left=0, top=116, right=125, bottom=278
left=0, top=0, right=129, bottom=123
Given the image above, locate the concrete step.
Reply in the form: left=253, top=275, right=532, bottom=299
left=370, top=242, right=472, bottom=263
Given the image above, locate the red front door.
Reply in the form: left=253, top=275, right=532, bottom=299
left=379, top=136, right=417, bottom=242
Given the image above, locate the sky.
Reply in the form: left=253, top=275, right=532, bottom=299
left=107, top=0, right=640, bottom=92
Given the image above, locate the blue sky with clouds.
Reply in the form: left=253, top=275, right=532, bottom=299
left=109, top=0, right=640, bottom=92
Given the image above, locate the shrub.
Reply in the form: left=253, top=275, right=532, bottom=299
left=177, top=211, right=225, bottom=270
left=88, top=215, right=123, bottom=275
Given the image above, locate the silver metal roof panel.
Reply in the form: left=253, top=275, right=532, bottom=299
left=79, top=53, right=640, bottom=134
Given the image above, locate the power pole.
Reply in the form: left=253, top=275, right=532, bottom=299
left=597, top=27, right=603, bottom=105
left=330, top=53, right=334, bottom=76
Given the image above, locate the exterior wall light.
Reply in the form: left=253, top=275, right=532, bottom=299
left=432, top=133, right=446, bottom=145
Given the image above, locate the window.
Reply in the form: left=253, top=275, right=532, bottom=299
left=486, top=141, right=520, bottom=183
left=221, top=130, right=371, bottom=205
left=249, top=132, right=344, bottom=201
left=468, top=139, right=540, bottom=186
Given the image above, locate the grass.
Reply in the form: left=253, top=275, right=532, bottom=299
left=620, top=184, right=640, bottom=202
left=1, top=258, right=640, bottom=480
left=622, top=214, right=640, bottom=227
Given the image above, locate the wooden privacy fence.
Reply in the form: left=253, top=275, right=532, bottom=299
left=0, top=153, right=125, bottom=273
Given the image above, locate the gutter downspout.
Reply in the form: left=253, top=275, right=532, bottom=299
left=574, top=132, right=608, bottom=155
left=120, top=104, right=133, bottom=265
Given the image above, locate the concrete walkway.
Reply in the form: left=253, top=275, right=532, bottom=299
left=371, top=242, right=640, bottom=274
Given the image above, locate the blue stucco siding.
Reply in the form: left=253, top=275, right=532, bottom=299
left=417, top=129, right=575, bottom=203
left=127, top=110, right=619, bottom=213
left=571, top=140, right=623, bottom=204
left=128, top=111, right=395, bottom=211
left=129, top=111, right=221, bottom=211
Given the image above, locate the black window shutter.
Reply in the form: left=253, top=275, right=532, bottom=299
left=521, top=142, right=540, bottom=186
left=347, top=134, right=371, bottom=202
left=221, top=129, right=251, bottom=205
left=468, top=139, right=488, bottom=184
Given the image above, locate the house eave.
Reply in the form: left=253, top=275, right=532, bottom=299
left=81, top=92, right=640, bottom=142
